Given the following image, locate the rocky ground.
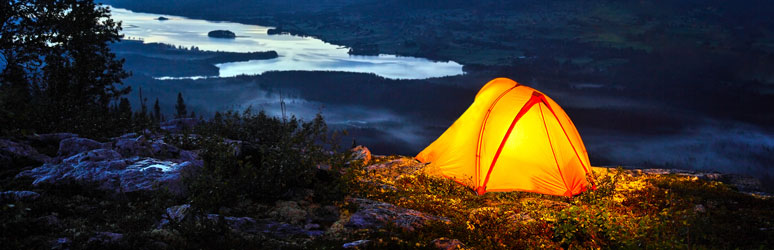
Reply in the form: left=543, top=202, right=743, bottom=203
left=1, top=122, right=773, bottom=249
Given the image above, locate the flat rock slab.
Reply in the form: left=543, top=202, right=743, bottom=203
left=0, top=190, right=41, bottom=203
left=16, top=149, right=200, bottom=195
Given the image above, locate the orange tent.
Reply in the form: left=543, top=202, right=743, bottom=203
left=416, top=78, right=595, bottom=196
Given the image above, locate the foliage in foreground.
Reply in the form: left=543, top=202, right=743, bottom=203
left=343, top=158, right=774, bottom=249
left=3, top=153, right=773, bottom=248
left=1, top=109, right=350, bottom=249
left=175, top=109, right=349, bottom=211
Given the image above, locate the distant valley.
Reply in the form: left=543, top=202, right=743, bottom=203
left=105, top=0, right=774, bottom=189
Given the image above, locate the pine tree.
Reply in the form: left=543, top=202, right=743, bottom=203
left=118, top=98, right=132, bottom=122
left=131, top=87, right=152, bottom=131
left=0, top=0, right=129, bottom=134
left=139, top=87, right=148, bottom=118
left=153, top=98, right=162, bottom=122
left=175, top=92, right=187, bottom=118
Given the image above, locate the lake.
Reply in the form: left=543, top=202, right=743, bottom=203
left=110, top=7, right=465, bottom=80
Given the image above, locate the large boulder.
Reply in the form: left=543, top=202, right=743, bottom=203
left=349, top=145, right=371, bottom=165
left=113, top=134, right=200, bottom=164
left=345, top=198, right=449, bottom=231
left=114, top=135, right=154, bottom=158
left=18, top=149, right=126, bottom=187
left=16, top=149, right=201, bottom=195
left=58, top=137, right=109, bottom=158
left=0, top=139, right=50, bottom=167
left=121, top=158, right=199, bottom=194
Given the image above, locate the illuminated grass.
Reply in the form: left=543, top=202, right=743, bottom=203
left=345, top=156, right=774, bottom=249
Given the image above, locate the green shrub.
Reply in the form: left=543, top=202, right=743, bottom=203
left=183, top=109, right=347, bottom=211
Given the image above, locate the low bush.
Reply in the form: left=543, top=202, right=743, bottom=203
left=181, top=109, right=348, bottom=212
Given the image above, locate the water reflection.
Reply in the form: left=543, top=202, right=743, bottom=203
left=110, top=7, right=464, bottom=80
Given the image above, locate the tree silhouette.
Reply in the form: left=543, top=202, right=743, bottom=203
left=138, top=88, right=148, bottom=118
left=153, top=98, right=162, bottom=122
left=175, top=92, right=187, bottom=118
left=117, top=97, right=132, bottom=133
left=0, top=0, right=129, bottom=135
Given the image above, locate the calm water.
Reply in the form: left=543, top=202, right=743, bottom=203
left=110, top=7, right=465, bottom=80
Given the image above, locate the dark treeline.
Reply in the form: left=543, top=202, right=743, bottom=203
left=111, top=41, right=278, bottom=78
left=112, top=41, right=278, bottom=65
left=119, top=70, right=479, bottom=155
left=132, top=71, right=475, bottom=122
left=0, top=1, right=203, bottom=138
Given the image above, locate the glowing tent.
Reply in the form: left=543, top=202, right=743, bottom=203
left=416, top=78, right=595, bottom=196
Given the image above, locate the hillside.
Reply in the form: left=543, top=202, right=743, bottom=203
left=2, top=124, right=772, bottom=249
left=3, top=1, right=773, bottom=248
left=102, top=0, right=774, bottom=188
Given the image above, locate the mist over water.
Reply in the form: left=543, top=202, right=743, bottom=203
left=584, top=123, right=774, bottom=176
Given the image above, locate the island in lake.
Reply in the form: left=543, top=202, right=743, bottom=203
left=266, top=28, right=282, bottom=35
left=111, top=40, right=279, bottom=78
left=208, top=30, right=235, bottom=39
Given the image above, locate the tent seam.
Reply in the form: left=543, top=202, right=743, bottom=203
left=543, top=101, right=596, bottom=189
left=539, top=102, right=571, bottom=195
left=475, top=84, right=518, bottom=189
left=480, top=92, right=542, bottom=193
